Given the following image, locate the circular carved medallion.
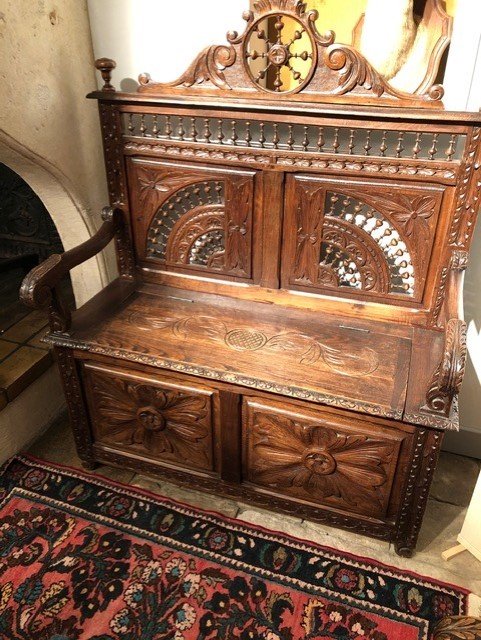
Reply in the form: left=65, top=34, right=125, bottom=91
left=303, top=448, right=337, bottom=475
left=267, top=43, right=289, bottom=67
left=136, top=406, right=166, bottom=432
left=225, top=329, right=268, bottom=351
left=244, top=14, right=315, bottom=94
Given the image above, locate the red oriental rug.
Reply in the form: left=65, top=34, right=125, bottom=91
left=0, top=456, right=468, bottom=640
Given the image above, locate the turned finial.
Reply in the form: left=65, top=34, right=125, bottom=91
left=95, top=58, right=116, bottom=92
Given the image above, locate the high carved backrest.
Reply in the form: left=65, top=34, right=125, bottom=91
left=91, top=0, right=481, bottom=331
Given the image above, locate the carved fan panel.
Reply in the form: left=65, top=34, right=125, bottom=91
left=243, top=399, right=404, bottom=518
left=127, top=160, right=255, bottom=279
left=83, top=364, right=215, bottom=472
left=284, top=175, right=444, bottom=302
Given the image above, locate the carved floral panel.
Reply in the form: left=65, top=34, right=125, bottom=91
left=128, top=159, right=255, bottom=279
left=284, top=175, right=444, bottom=302
left=244, top=400, right=403, bottom=518
left=84, top=365, right=214, bottom=471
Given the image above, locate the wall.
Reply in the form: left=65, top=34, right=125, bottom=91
left=0, top=0, right=116, bottom=455
left=0, top=368, right=65, bottom=465
left=0, top=0, right=116, bottom=307
left=86, top=0, right=481, bottom=456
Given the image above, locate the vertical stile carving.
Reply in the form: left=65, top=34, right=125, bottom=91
left=204, top=118, right=212, bottom=143
left=178, top=117, right=185, bottom=141
left=165, top=115, right=173, bottom=139
left=190, top=117, right=198, bottom=142
left=348, top=129, right=355, bottom=155
left=273, top=123, right=280, bottom=149
left=396, top=132, right=405, bottom=158
left=412, top=133, right=422, bottom=160
left=217, top=119, right=225, bottom=144
left=302, top=125, right=309, bottom=151
left=56, top=348, right=96, bottom=470
left=380, top=131, right=388, bottom=157
left=139, top=114, right=146, bottom=137
left=288, top=124, right=295, bottom=151
left=152, top=115, right=159, bottom=137
left=364, top=130, right=372, bottom=156
left=231, top=120, right=238, bottom=145
left=259, top=122, right=266, bottom=148
left=127, top=113, right=135, bottom=135
left=446, top=134, right=457, bottom=161
left=317, top=126, right=325, bottom=153
left=245, top=121, right=252, bottom=147
left=429, top=133, right=439, bottom=160
left=332, top=128, right=340, bottom=154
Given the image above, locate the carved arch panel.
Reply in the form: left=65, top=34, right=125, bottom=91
left=127, top=159, right=256, bottom=280
left=282, top=174, right=444, bottom=303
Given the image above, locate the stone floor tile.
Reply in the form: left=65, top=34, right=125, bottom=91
left=155, top=480, right=240, bottom=518
left=0, top=346, right=52, bottom=401
left=27, top=328, right=50, bottom=350
left=131, top=474, right=164, bottom=495
left=2, top=310, right=48, bottom=343
left=236, top=505, right=306, bottom=539
left=0, top=339, right=18, bottom=362
left=28, top=412, right=81, bottom=467
left=94, top=466, right=137, bottom=485
left=431, top=451, right=481, bottom=507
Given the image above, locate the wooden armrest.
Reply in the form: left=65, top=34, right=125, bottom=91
left=20, top=207, right=122, bottom=333
left=433, top=616, right=481, bottom=640
left=425, top=250, right=468, bottom=416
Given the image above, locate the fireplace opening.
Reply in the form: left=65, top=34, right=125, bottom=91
left=0, top=162, right=75, bottom=408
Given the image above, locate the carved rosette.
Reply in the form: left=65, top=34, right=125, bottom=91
left=90, top=373, right=213, bottom=470
left=248, top=410, right=396, bottom=515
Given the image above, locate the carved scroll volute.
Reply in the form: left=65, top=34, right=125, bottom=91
left=425, top=250, right=468, bottom=416
left=134, top=0, right=444, bottom=106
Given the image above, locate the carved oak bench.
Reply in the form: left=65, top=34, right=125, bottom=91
left=21, top=0, right=480, bottom=557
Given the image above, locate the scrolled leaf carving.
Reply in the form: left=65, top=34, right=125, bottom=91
left=324, top=43, right=444, bottom=102
left=433, top=616, right=481, bottom=640
left=160, top=44, right=236, bottom=90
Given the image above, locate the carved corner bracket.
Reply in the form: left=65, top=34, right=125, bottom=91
left=103, top=0, right=446, bottom=107
left=424, top=318, right=467, bottom=417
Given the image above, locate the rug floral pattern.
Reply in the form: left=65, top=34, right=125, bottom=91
left=0, top=457, right=467, bottom=640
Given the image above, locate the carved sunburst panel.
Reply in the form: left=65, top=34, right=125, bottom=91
left=129, top=160, right=255, bottom=279
left=147, top=180, right=226, bottom=268
left=85, top=367, right=215, bottom=471
left=288, top=176, right=444, bottom=302
left=244, top=400, right=402, bottom=518
left=320, top=191, right=415, bottom=296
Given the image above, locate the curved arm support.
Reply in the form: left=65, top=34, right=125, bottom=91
left=425, top=251, right=468, bottom=415
left=20, top=207, right=123, bottom=333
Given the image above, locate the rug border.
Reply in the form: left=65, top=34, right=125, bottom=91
left=5, top=453, right=469, bottom=602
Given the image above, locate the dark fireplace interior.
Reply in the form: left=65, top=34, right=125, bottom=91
left=0, top=162, right=74, bottom=407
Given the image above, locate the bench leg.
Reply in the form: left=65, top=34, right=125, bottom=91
left=55, top=347, right=97, bottom=471
left=394, top=428, right=444, bottom=557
